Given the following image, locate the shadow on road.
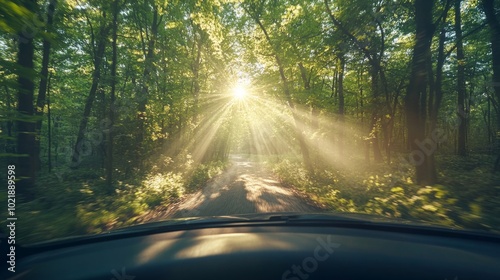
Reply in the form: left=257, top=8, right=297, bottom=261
left=163, top=155, right=317, bottom=219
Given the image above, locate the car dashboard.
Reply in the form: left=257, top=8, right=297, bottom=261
left=5, top=220, right=500, bottom=280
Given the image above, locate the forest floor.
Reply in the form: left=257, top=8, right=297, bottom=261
left=143, top=155, right=320, bottom=221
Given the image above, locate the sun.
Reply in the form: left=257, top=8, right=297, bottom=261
left=233, top=84, right=247, bottom=100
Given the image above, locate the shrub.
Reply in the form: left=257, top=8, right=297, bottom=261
left=186, top=161, right=226, bottom=192
left=140, top=172, right=185, bottom=208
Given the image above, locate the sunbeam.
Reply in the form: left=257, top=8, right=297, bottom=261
left=233, top=84, right=247, bottom=100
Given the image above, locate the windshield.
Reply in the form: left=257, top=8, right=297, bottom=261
left=1, top=0, right=500, bottom=245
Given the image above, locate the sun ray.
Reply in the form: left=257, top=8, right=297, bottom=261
left=233, top=85, right=247, bottom=100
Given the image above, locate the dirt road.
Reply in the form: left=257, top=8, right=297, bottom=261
left=157, top=155, right=318, bottom=219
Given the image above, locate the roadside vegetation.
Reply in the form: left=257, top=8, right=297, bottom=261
left=273, top=154, right=500, bottom=232
left=2, top=160, right=226, bottom=244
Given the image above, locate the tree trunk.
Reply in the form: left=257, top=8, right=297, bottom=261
left=337, top=55, right=345, bottom=118
left=136, top=4, right=158, bottom=163
left=405, top=0, right=437, bottom=185
left=455, top=0, right=467, bottom=156
left=3, top=86, right=14, bottom=154
left=299, top=62, right=320, bottom=157
left=337, top=55, right=345, bottom=156
left=370, top=65, right=383, bottom=162
left=16, top=0, right=38, bottom=200
left=71, top=14, right=109, bottom=166
left=105, top=0, right=119, bottom=190
left=482, top=0, right=500, bottom=171
left=34, top=0, right=56, bottom=172
left=431, top=26, right=447, bottom=132
left=47, top=73, right=52, bottom=173
left=191, top=30, right=203, bottom=124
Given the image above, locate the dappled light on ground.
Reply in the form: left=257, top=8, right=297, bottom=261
left=158, top=155, right=317, bottom=219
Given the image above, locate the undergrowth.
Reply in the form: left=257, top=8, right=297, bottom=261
left=272, top=154, right=500, bottom=232
left=1, top=160, right=227, bottom=244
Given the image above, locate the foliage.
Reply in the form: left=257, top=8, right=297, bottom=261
left=273, top=154, right=500, bottom=232
left=139, top=172, right=184, bottom=208
left=0, top=158, right=227, bottom=244
left=186, top=160, right=227, bottom=192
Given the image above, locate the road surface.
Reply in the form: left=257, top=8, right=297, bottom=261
left=152, top=155, right=319, bottom=220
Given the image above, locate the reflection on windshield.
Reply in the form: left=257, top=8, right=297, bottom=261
left=1, top=0, right=500, bottom=244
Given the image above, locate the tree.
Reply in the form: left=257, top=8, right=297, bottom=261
left=242, top=0, right=313, bottom=172
left=324, top=0, right=391, bottom=163
left=482, top=0, right=500, bottom=171
left=105, top=0, right=119, bottom=190
left=455, top=0, right=467, bottom=156
left=135, top=0, right=161, bottom=164
left=405, top=0, right=438, bottom=184
left=35, top=0, right=57, bottom=172
left=71, top=6, right=110, bottom=167
left=15, top=0, right=38, bottom=200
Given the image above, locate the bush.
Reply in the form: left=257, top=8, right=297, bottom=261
left=140, top=172, right=184, bottom=208
left=272, top=156, right=500, bottom=232
left=186, top=161, right=226, bottom=192
left=4, top=159, right=230, bottom=244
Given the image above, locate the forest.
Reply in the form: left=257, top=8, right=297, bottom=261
left=1, top=0, right=500, bottom=243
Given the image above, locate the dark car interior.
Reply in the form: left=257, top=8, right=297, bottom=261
left=5, top=215, right=500, bottom=280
